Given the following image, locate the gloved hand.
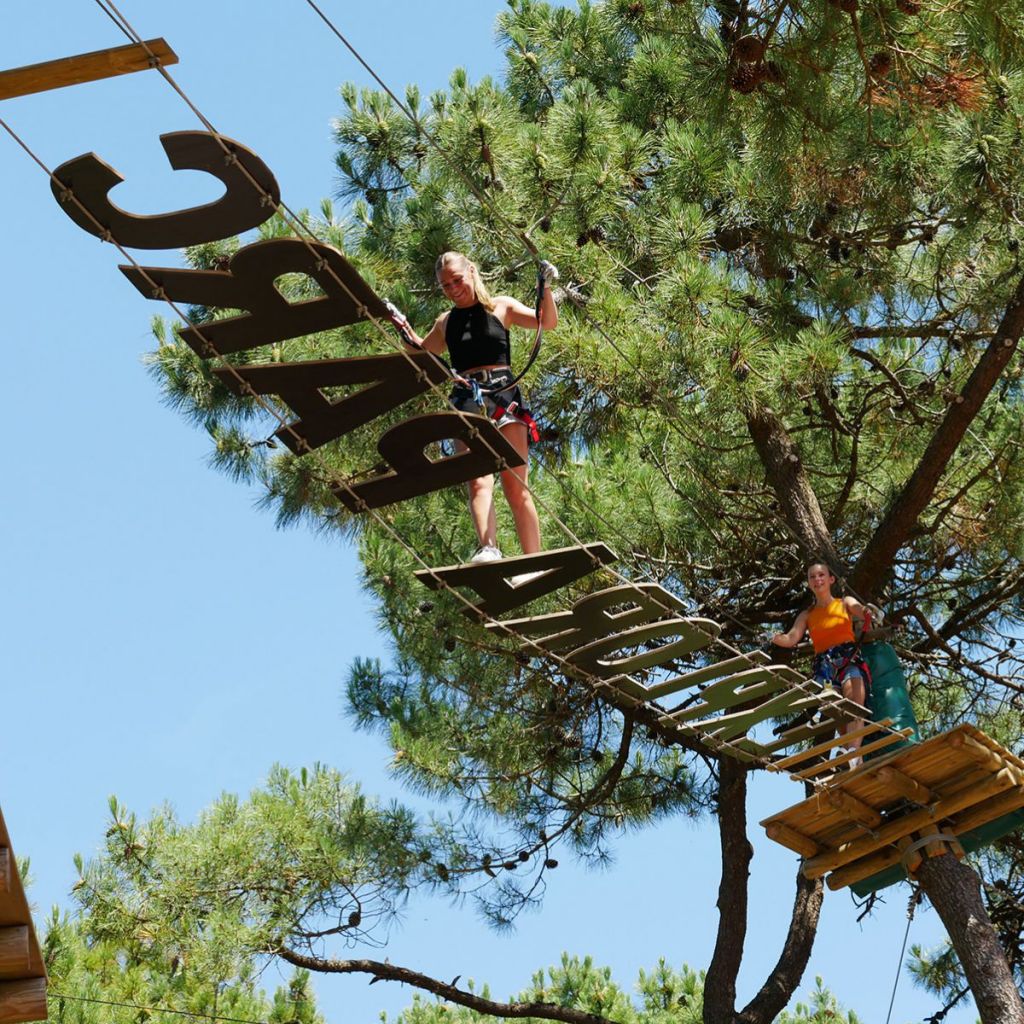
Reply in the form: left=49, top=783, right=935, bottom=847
left=538, top=259, right=560, bottom=284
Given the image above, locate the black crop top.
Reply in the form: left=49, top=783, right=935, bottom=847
left=444, top=303, right=512, bottom=373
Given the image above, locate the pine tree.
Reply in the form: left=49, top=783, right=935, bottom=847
left=137, top=1, right=1024, bottom=1021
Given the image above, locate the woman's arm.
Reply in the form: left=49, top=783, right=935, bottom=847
left=771, top=608, right=809, bottom=649
left=393, top=311, right=448, bottom=355
left=844, top=595, right=870, bottom=637
left=496, top=291, right=559, bottom=332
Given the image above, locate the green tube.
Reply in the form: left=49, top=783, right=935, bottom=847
left=861, top=641, right=920, bottom=755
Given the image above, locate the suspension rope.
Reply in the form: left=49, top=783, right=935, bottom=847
left=884, top=886, right=921, bottom=1024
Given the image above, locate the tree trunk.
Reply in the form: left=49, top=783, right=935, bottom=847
left=745, top=406, right=844, bottom=570
left=916, top=853, right=1024, bottom=1024
left=738, top=870, right=824, bottom=1024
left=704, top=758, right=751, bottom=1024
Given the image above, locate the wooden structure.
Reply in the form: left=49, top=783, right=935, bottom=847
left=761, top=724, right=1024, bottom=892
left=0, top=40, right=177, bottom=101
left=0, top=807, right=46, bottom=1024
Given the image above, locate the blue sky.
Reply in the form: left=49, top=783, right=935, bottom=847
left=1, top=4, right=975, bottom=1023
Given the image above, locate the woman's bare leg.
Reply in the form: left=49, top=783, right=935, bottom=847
left=498, top=423, right=541, bottom=554
left=455, top=440, right=497, bottom=548
left=840, top=673, right=867, bottom=766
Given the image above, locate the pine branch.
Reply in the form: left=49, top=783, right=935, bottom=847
left=275, top=948, right=623, bottom=1024
left=851, top=274, right=1024, bottom=599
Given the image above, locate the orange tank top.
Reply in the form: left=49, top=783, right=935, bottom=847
left=806, top=598, right=856, bottom=653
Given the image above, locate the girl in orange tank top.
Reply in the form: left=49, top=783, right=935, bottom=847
left=770, top=561, right=871, bottom=768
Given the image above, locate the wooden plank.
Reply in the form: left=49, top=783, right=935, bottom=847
left=949, top=730, right=1004, bottom=772
left=0, top=39, right=177, bottom=100
left=770, top=719, right=894, bottom=772
left=0, top=851, right=7, bottom=896
left=872, top=765, right=934, bottom=805
left=790, top=729, right=914, bottom=780
left=0, top=930, right=28, bottom=979
left=950, top=787, right=1024, bottom=835
left=765, top=822, right=820, bottom=858
left=0, top=978, right=47, bottom=1024
left=803, top=767, right=1020, bottom=879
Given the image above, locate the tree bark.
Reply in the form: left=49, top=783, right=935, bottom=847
left=704, top=758, right=752, bottom=1024
left=916, top=853, right=1024, bottom=1024
left=745, top=406, right=844, bottom=570
left=738, top=871, right=824, bottom=1024
left=850, top=275, right=1024, bottom=599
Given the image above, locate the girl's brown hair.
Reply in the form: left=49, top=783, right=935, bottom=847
left=435, top=251, right=496, bottom=312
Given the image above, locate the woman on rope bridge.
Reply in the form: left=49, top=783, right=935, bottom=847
left=390, top=250, right=558, bottom=565
left=770, top=561, right=873, bottom=768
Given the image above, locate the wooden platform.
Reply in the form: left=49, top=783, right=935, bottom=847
left=760, top=724, right=1024, bottom=891
left=0, top=807, right=46, bottom=1024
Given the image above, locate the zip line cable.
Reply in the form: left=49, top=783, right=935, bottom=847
left=49, top=992, right=282, bottom=1024
left=82, top=0, right=897, bottom=773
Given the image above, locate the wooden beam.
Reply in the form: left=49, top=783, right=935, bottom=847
left=825, top=789, right=883, bottom=829
left=951, top=786, right=1024, bottom=835
left=0, top=929, right=28, bottom=979
left=873, top=765, right=934, bottom=805
left=0, top=978, right=47, bottom=1024
left=0, top=851, right=7, bottom=896
left=0, top=39, right=177, bottom=101
left=765, top=822, right=820, bottom=858
left=804, top=767, right=1020, bottom=879
left=949, top=730, right=1004, bottom=772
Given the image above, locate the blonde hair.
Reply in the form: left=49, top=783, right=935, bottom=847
left=435, top=251, right=496, bottom=312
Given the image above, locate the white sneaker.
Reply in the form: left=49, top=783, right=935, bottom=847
left=510, top=570, right=545, bottom=587
left=469, top=544, right=503, bottom=563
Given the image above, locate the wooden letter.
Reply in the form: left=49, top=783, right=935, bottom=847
left=123, top=238, right=390, bottom=356
left=670, top=665, right=805, bottom=724
left=333, top=412, right=524, bottom=512
left=697, top=686, right=826, bottom=743
left=415, top=543, right=617, bottom=618
left=566, top=617, right=721, bottom=678
left=215, top=351, right=451, bottom=453
left=52, top=131, right=279, bottom=248
left=500, top=584, right=687, bottom=653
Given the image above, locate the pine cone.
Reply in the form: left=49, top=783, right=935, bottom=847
left=730, top=64, right=764, bottom=94
left=896, top=0, right=921, bottom=12
left=733, top=34, right=766, bottom=63
left=840, top=0, right=859, bottom=10
left=869, top=51, right=893, bottom=78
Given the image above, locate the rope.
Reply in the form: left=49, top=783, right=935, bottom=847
left=883, top=886, right=921, bottom=1024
